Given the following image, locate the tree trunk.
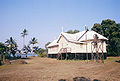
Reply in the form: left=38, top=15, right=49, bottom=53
left=32, top=44, right=34, bottom=56
left=0, top=54, right=2, bottom=65
left=23, top=37, right=25, bottom=47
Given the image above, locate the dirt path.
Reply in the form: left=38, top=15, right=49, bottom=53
left=0, top=57, right=120, bottom=81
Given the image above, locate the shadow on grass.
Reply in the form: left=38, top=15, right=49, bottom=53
left=21, top=57, right=32, bottom=60
left=0, top=57, right=32, bottom=66
left=59, top=79, right=66, bottom=81
left=59, top=77, right=101, bottom=81
left=115, top=60, right=120, bottom=63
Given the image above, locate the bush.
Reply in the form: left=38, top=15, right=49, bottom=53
left=37, top=53, right=47, bottom=57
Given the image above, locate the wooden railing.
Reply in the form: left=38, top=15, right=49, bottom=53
left=57, top=47, right=71, bottom=60
left=58, top=47, right=71, bottom=53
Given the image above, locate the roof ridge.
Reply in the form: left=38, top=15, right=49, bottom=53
left=77, top=31, right=87, bottom=41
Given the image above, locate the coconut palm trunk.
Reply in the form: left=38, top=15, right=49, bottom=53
left=21, top=29, right=28, bottom=56
left=23, top=36, right=25, bottom=47
left=32, top=44, right=34, bottom=56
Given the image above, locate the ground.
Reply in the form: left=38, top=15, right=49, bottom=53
left=0, top=57, right=120, bottom=81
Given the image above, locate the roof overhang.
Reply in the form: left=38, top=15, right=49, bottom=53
left=47, top=45, right=59, bottom=48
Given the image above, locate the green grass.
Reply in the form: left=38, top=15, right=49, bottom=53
left=0, top=65, right=8, bottom=69
left=106, top=57, right=120, bottom=61
left=106, top=58, right=116, bottom=61
left=0, top=64, right=15, bottom=69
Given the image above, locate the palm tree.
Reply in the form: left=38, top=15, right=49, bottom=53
left=22, top=45, right=31, bottom=57
left=29, top=37, right=38, bottom=56
left=21, top=29, right=28, bottom=47
left=0, top=42, right=7, bottom=65
left=5, top=37, right=17, bottom=58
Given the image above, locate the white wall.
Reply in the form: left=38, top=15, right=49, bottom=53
left=48, top=35, right=107, bottom=54
left=70, top=41, right=107, bottom=53
left=58, top=35, right=69, bottom=51
left=48, top=46, right=58, bottom=54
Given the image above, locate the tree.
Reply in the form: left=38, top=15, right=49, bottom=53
left=0, top=42, right=7, bottom=65
left=91, top=23, right=102, bottom=34
left=33, top=46, right=39, bottom=53
left=21, top=29, right=28, bottom=47
left=17, top=49, right=21, bottom=58
left=34, top=47, right=46, bottom=57
left=66, top=29, right=80, bottom=34
left=5, top=37, right=18, bottom=58
left=74, top=29, right=80, bottom=33
left=22, top=45, right=31, bottom=57
left=92, top=19, right=120, bottom=56
left=29, top=37, right=38, bottom=56
left=45, top=42, right=51, bottom=49
left=66, top=30, right=73, bottom=34
left=45, top=42, right=51, bottom=53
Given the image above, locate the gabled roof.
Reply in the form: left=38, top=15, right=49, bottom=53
left=79, top=31, right=108, bottom=41
left=47, top=40, right=58, bottom=48
left=61, top=31, right=86, bottom=42
left=47, top=30, right=108, bottom=48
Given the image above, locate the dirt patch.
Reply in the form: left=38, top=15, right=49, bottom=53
left=0, top=57, right=120, bottom=81
left=10, top=59, right=27, bottom=64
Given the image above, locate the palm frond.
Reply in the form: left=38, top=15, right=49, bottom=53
left=21, top=29, right=28, bottom=37
left=29, top=37, right=38, bottom=45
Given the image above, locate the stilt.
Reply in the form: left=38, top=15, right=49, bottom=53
left=85, top=25, right=88, bottom=62
left=57, top=48, right=70, bottom=60
left=75, top=53, right=76, bottom=59
left=91, top=34, right=105, bottom=63
left=66, top=53, right=67, bottom=60
left=61, top=53, right=62, bottom=60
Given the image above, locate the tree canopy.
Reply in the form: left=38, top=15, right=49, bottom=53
left=21, top=29, right=28, bottom=38
left=0, top=42, right=8, bottom=64
left=5, top=37, right=18, bottom=57
left=92, top=19, right=120, bottom=56
left=66, top=29, right=80, bottom=34
left=29, top=37, right=38, bottom=56
left=29, top=37, right=38, bottom=45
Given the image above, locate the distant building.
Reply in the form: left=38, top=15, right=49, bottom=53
left=47, top=30, right=108, bottom=60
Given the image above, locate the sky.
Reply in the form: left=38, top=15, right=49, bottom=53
left=0, top=0, right=120, bottom=49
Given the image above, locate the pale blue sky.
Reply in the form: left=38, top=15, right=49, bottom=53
left=0, top=0, right=120, bottom=49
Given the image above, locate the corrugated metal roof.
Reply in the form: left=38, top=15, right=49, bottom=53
left=47, top=40, right=58, bottom=47
left=79, top=31, right=108, bottom=41
left=61, top=31, right=86, bottom=41
left=47, top=30, right=108, bottom=47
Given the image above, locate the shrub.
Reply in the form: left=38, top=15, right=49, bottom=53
left=37, top=53, right=47, bottom=57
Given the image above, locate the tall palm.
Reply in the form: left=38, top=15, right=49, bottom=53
left=21, top=29, right=28, bottom=47
left=5, top=37, right=17, bottom=58
left=29, top=37, right=38, bottom=56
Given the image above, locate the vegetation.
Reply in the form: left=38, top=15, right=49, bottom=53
left=66, top=29, right=80, bottom=34
left=34, top=47, right=47, bottom=57
left=0, top=29, right=41, bottom=65
left=5, top=37, right=18, bottom=58
left=29, top=37, right=38, bottom=56
left=45, top=42, right=51, bottom=53
left=0, top=42, right=7, bottom=65
left=92, top=19, right=120, bottom=56
left=21, top=29, right=28, bottom=47
left=0, top=37, right=18, bottom=65
left=22, top=45, right=31, bottom=57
